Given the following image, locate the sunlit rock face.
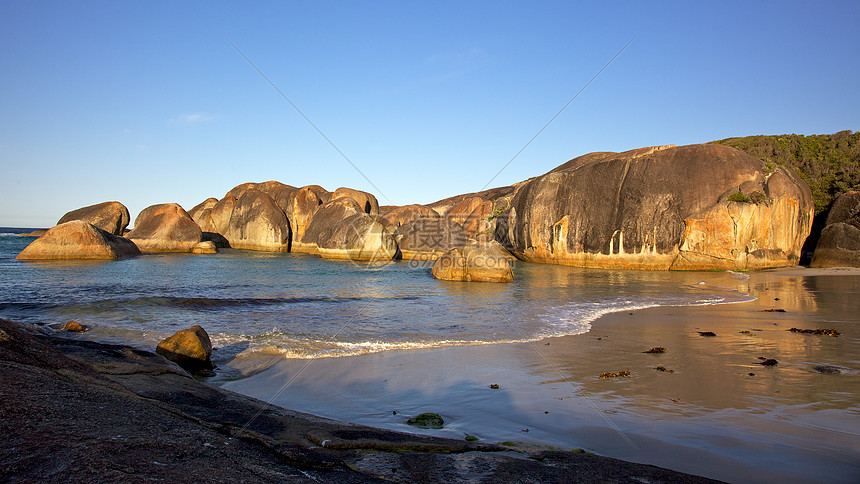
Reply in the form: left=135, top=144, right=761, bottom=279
left=499, top=144, right=813, bottom=271
left=127, top=203, right=202, bottom=253
left=17, top=221, right=141, bottom=260
left=57, top=201, right=131, bottom=236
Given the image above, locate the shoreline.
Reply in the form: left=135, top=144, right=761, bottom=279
left=0, top=316, right=722, bottom=483
left=2, top=262, right=858, bottom=482
left=222, top=266, right=860, bottom=484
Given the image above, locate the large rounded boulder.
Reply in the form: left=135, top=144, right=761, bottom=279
left=188, top=198, right=219, bottom=232
left=380, top=204, right=441, bottom=233
left=57, top=201, right=130, bottom=235
left=222, top=189, right=291, bottom=252
left=810, top=191, right=860, bottom=267
left=16, top=220, right=141, bottom=260
left=316, top=213, right=397, bottom=261
left=500, top=144, right=814, bottom=271
left=155, top=325, right=215, bottom=373
left=287, top=186, right=326, bottom=246
left=431, top=244, right=514, bottom=282
left=127, top=203, right=202, bottom=253
left=394, top=217, right=468, bottom=261
left=332, top=187, right=379, bottom=215
left=295, top=198, right=363, bottom=253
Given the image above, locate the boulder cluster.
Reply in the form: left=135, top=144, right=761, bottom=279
left=18, top=143, right=830, bottom=277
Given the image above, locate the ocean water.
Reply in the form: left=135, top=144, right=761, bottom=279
left=0, top=229, right=750, bottom=366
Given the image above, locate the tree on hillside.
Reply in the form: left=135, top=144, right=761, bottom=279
left=711, top=131, right=860, bottom=215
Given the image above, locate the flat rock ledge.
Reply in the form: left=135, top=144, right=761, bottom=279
left=0, top=318, right=719, bottom=483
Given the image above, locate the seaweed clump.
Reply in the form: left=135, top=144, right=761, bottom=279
left=789, top=328, right=840, bottom=336
left=643, top=347, right=667, bottom=354
left=598, top=369, right=631, bottom=379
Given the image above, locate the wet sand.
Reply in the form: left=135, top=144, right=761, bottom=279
left=223, top=267, right=860, bottom=484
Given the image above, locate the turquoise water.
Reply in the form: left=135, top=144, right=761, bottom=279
left=1, top=230, right=749, bottom=364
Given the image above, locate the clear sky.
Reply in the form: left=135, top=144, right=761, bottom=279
left=1, top=1, right=858, bottom=228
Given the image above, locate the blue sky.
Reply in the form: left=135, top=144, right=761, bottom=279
left=1, top=1, right=858, bottom=228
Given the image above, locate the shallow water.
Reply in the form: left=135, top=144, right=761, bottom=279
left=4, top=229, right=859, bottom=482
left=1, top=231, right=746, bottom=366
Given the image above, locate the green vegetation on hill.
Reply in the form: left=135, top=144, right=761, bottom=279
left=711, top=131, right=860, bottom=214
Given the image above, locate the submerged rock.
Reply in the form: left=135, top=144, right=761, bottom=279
left=155, top=325, right=214, bottom=373
left=127, top=203, right=202, bottom=253
left=60, top=321, right=88, bottom=332
left=57, top=201, right=131, bottom=235
left=813, top=365, right=848, bottom=375
left=406, top=413, right=444, bottom=429
left=16, top=221, right=141, bottom=260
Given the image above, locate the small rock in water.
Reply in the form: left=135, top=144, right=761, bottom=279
left=489, top=384, right=500, bottom=389
left=655, top=366, right=674, bottom=373
left=156, top=325, right=215, bottom=374
left=762, top=309, right=786, bottom=312
left=698, top=331, right=717, bottom=337
left=60, top=321, right=88, bottom=332
left=813, top=365, right=847, bottom=375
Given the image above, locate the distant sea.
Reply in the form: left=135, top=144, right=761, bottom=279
left=0, top=229, right=751, bottom=371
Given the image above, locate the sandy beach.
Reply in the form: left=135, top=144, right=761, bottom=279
left=223, top=267, right=860, bottom=484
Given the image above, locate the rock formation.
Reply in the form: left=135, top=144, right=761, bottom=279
left=295, top=198, right=364, bottom=253
left=155, top=325, right=214, bottom=373
left=332, top=187, right=379, bottom=215
left=316, top=213, right=397, bottom=261
left=380, top=204, right=441, bottom=233
left=191, top=241, right=218, bottom=254
left=16, top=221, right=141, bottom=260
left=394, top=217, right=468, bottom=261
left=188, top=197, right=219, bottom=232
left=431, top=244, right=514, bottom=282
left=810, top=191, right=860, bottom=267
left=499, top=144, right=814, bottom=271
left=287, top=185, right=326, bottom=246
left=222, top=189, right=291, bottom=252
left=57, top=201, right=130, bottom=235
left=126, top=203, right=202, bottom=253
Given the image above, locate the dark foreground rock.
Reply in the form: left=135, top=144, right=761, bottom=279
left=0, top=318, right=717, bottom=483
left=811, top=191, right=860, bottom=267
